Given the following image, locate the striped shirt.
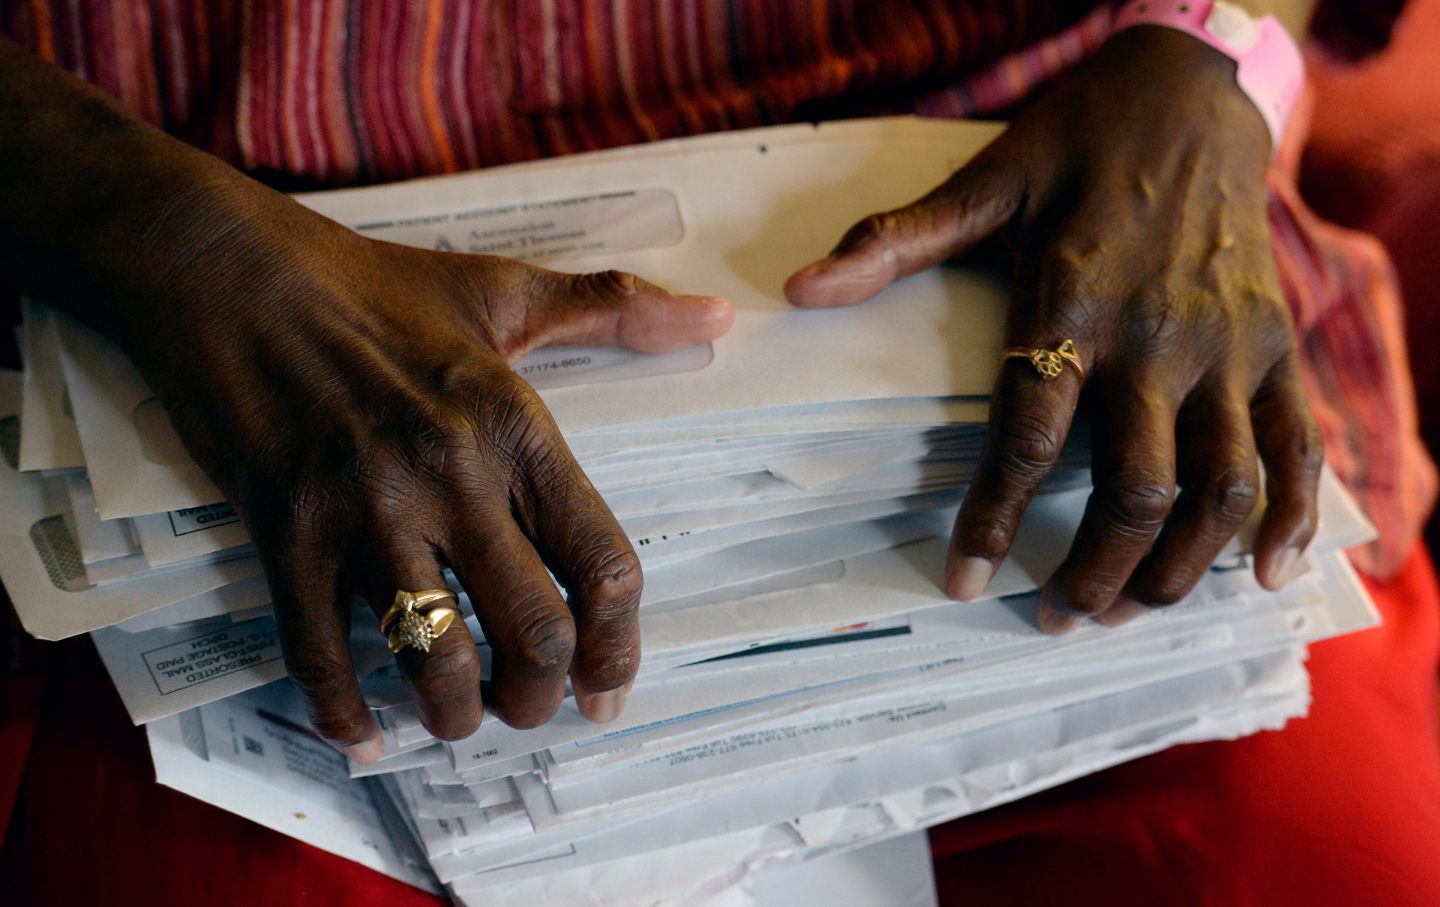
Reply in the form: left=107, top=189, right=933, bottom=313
left=3, top=0, right=1431, bottom=576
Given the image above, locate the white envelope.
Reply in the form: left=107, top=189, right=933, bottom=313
left=302, top=120, right=1014, bottom=436
left=145, top=682, right=440, bottom=892
left=91, top=615, right=289, bottom=724
left=17, top=300, right=85, bottom=471
left=0, top=438, right=265, bottom=640
left=438, top=649, right=1308, bottom=891
left=53, top=119, right=1012, bottom=519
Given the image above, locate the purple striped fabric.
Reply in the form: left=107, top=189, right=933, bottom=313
left=3, top=0, right=1431, bottom=576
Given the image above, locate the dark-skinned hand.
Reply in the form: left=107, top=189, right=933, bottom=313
left=0, top=36, right=730, bottom=759
left=124, top=186, right=733, bottom=762
left=786, top=27, right=1322, bottom=632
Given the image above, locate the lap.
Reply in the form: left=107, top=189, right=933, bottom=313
left=931, top=544, right=1440, bottom=906
left=4, top=548, right=1437, bottom=906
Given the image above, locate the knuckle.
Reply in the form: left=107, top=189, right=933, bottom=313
left=1205, top=464, right=1261, bottom=524
left=507, top=608, right=577, bottom=675
left=989, top=416, right=1063, bottom=479
left=410, top=644, right=481, bottom=706
left=574, top=269, right=641, bottom=300
left=487, top=368, right=542, bottom=414
left=1124, top=296, right=1188, bottom=356
left=1103, top=477, right=1176, bottom=534
left=573, top=548, right=643, bottom=619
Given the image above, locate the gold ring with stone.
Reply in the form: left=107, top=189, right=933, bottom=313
left=380, top=589, right=460, bottom=654
left=1000, top=338, right=1084, bottom=382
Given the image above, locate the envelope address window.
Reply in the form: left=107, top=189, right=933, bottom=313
left=350, top=187, right=685, bottom=263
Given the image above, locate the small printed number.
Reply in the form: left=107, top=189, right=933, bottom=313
left=518, top=356, right=592, bottom=376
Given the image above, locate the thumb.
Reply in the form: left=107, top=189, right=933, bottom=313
left=512, top=269, right=734, bottom=361
left=784, top=158, right=1020, bottom=309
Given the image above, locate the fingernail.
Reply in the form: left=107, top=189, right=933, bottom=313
left=1271, top=546, right=1301, bottom=588
left=687, top=297, right=735, bottom=331
left=577, top=686, right=630, bottom=724
left=340, top=736, right=384, bottom=766
left=1035, top=589, right=1082, bottom=635
left=1098, top=594, right=1148, bottom=628
left=948, top=556, right=995, bottom=601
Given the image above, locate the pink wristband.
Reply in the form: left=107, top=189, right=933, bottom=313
left=1112, top=0, right=1304, bottom=149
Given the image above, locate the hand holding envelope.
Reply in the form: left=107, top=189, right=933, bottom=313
left=99, top=196, right=732, bottom=753
left=786, top=28, right=1322, bottom=632
left=29, top=119, right=1015, bottom=756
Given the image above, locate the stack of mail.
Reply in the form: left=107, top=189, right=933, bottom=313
left=0, top=118, right=1381, bottom=906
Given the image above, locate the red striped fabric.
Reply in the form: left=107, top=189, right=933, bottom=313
left=3, top=1, right=1096, bottom=183
left=2, top=0, right=1431, bottom=576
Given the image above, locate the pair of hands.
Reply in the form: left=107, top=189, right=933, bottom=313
left=128, top=28, right=1319, bottom=761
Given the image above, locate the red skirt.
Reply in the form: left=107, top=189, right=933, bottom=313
left=3, top=545, right=1438, bottom=906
